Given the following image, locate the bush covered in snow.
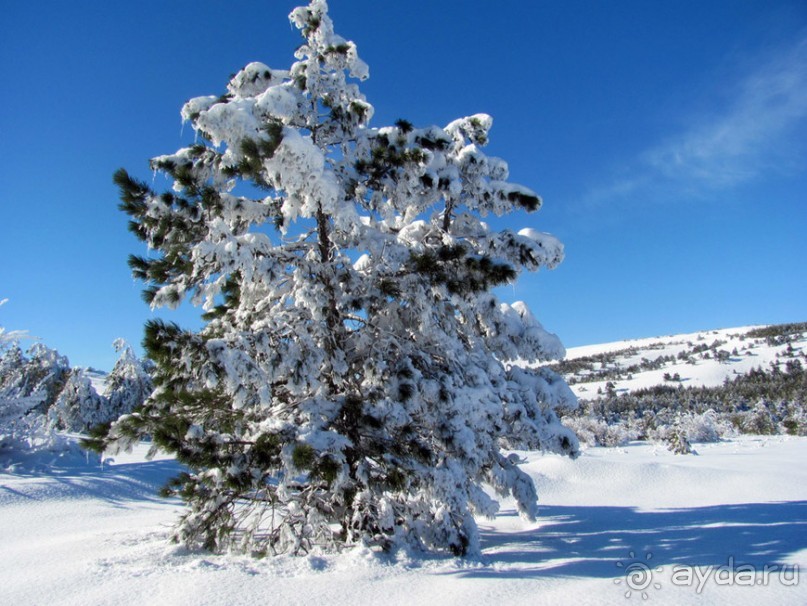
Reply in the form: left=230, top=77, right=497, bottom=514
left=562, top=416, right=637, bottom=448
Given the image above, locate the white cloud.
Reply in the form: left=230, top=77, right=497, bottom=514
left=584, top=32, right=807, bottom=207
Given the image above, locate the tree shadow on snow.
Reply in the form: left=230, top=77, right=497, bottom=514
left=0, top=454, right=183, bottom=507
left=456, top=501, right=807, bottom=580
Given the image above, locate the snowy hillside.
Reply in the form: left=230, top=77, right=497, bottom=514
left=85, top=368, right=110, bottom=396
left=554, top=323, right=806, bottom=398
left=545, top=323, right=807, bottom=452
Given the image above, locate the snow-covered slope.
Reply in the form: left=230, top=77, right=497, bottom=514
left=84, top=368, right=109, bottom=396
left=555, top=324, right=806, bottom=399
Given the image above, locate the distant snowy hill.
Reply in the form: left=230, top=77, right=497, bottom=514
left=550, top=323, right=806, bottom=399
left=542, top=322, right=807, bottom=451
left=84, top=368, right=109, bottom=396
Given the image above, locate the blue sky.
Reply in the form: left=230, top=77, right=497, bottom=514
left=1, top=0, right=805, bottom=371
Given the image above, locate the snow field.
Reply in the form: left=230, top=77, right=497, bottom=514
left=1, top=435, right=804, bottom=605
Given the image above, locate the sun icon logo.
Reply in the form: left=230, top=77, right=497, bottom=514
left=614, top=551, right=663, bottom=600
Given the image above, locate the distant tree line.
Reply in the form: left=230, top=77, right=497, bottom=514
left=746, top=322, right=807, bottom=345
left=564, top=360, right=806, bottom=454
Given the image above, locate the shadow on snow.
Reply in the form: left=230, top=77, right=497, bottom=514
left=458, top=501, right=807, bottom=579
left=0, top=453, right=183, bottom=507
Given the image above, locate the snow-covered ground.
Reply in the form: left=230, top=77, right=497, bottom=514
left=1, top=436, right=804, bottom=605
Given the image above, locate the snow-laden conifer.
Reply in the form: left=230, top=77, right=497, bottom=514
left=48, top=368, right=105, bottom=432
left=97, top=0, right=579, bottom=556
left=105, top=338, right=154, bottom=420
left=0, top=341, right=70, bottom=451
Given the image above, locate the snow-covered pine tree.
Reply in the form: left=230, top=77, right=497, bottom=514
left=95, top=0, right=579, bottom=556
left=0, top=343, right=34, bottom=449
left=105, top=338, right=154, bottom=420
left=0, top=342, right=70, bottom=451
left=0, top=344, right=26, bottom=387
left=48, top=367, right=105, bottom=432
left=21, top=343, right=71, bottom=415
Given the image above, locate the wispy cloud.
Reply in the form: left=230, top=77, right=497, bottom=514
left=583, top=32, right=807, bottom=207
